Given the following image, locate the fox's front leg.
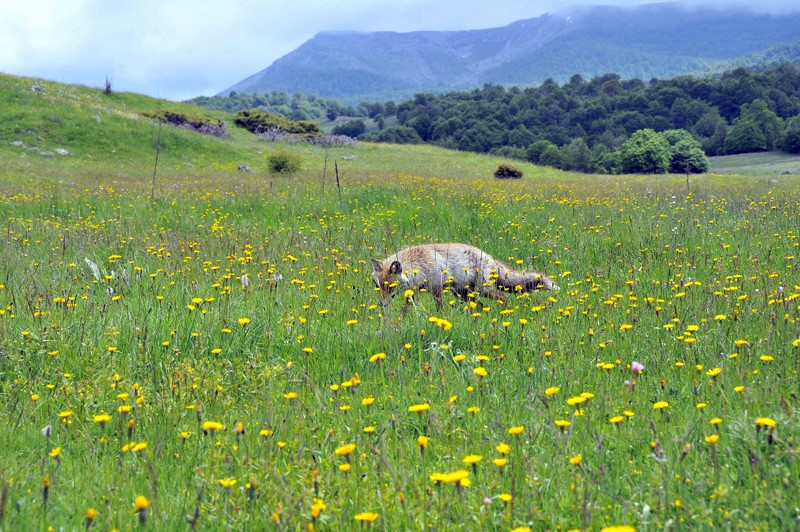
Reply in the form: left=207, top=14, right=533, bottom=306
left=431, top=287, right=445, bottom=309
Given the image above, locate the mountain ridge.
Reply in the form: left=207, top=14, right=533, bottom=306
left=221, top=3, right=800, bottom=104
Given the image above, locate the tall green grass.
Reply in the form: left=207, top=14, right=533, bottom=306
left=0, top=74, right=798, bottom=530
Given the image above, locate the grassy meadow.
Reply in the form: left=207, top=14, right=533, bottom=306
left=1, top=74, right=799, bottom=531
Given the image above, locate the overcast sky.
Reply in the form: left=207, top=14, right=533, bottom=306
left=1, top=0, right=797, bottom=101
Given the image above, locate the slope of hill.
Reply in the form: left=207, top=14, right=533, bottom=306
left=0, top=73, right=256, bottom=174
left=221, top=4, right=800, bottom=104
left=0, top=73, right=569, bottom=192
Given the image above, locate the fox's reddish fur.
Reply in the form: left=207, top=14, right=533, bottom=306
left=371, top=243, right=559, bottom=309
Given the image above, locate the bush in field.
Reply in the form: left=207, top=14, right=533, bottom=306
left=363, top=125, right=423, bottom=143
left=235, top=109, right=319, bottom=136
left=267, top=151, right=302, bottom=174
left=781, top=115, right=800, bottom=153
left=143, top=110, right=229, bottom=138
left=662, top=129, right=710, bottom=173
left=494, top=163, right=523, bottom=179
left=331, top=120, right=366, bottom=138
left=618, top=128, right=671, bottom=174
left=724, top=119, right=767, bottom=154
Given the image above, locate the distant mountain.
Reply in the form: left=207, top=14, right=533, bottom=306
left=221, top=3, right=800, bottom=104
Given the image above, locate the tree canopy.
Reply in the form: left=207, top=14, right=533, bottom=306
left=359, top=64, right=800, bottom=173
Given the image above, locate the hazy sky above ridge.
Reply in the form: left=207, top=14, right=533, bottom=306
left=1, top=0, right=797, bottom=101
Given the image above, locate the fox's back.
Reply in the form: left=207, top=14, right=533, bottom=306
left=392, top=243, right=499, bottom=283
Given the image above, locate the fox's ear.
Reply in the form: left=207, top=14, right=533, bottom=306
left=370, top=258, right=383, bottom=272
left=389, top=261, right=402, bottom=274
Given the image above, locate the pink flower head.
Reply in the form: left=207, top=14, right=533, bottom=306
left=631, top=361, right=644, bottom=375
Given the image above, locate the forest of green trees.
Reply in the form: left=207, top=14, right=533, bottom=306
left=363, top=65, right=800, bottom=173
left=192, top=64, right=800, bottom=174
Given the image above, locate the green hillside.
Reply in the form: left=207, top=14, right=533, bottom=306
left=0, top=73, right=576, bottom=192
left=0, top=74, right=255, bottom=171
left=3, top=72, right=797, bottom=192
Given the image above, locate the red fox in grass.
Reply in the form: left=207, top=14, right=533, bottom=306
left=370, top=243, right=559, bottom=309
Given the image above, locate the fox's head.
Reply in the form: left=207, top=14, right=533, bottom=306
left=370, top=258, right=405, bottom=307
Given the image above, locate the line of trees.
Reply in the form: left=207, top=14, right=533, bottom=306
left=190, top=64, right=800, bottom=173
left=357, top=64, right=800, bottom=173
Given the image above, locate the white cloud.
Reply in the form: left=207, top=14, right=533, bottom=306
left=1, top=0, right=797, bottom=101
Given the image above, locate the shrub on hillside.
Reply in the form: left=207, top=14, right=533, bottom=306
left=494, top=164, right=523, bottom=179
left=618, top=129, right=671, bottom=174
left=235, top=109, right=319, bottom=136
left=782, top=115, right=800, bottom=153
left=144, top=110, right=229, bottom=137
left=363, top=126, right=422, bottom=144
left=267, top=151, right=302, bottom=175
left=331, top=120, right=366, bottom=138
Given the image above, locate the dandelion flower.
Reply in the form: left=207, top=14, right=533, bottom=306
left=408, top=403, right=430, bottom=413
left=134, top=495, right=149, bottom=524
left=202, top=421, right=223, bottom=434
left=569, top=453, right=583, bottom=465
left=335, top=443, right=356, bottom=456
left=462, top=454, right=483, bottom=467
left=508, top=426, right=525, bottom=436
left=311, top=498, right=326, bottom=520
left=545, top=386, right=560, bottom=396
left=653, top=401, right=670, bottom=410
left=218, top=477, right=237, bottom=488
left=755, top=417, right=776, bottom=429
left=442, top=470, right=469, bottom=484
left=429, top=472, right=447, bottom=484
left=93, top=413, right=112, bottom=425
left=354, top=512, right=379, bottom=523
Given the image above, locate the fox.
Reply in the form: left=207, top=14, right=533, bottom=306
left=370, top=243, right=559, bottom=309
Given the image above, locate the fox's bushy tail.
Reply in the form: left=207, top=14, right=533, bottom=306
left=500, top=268, right=560, bottom=292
